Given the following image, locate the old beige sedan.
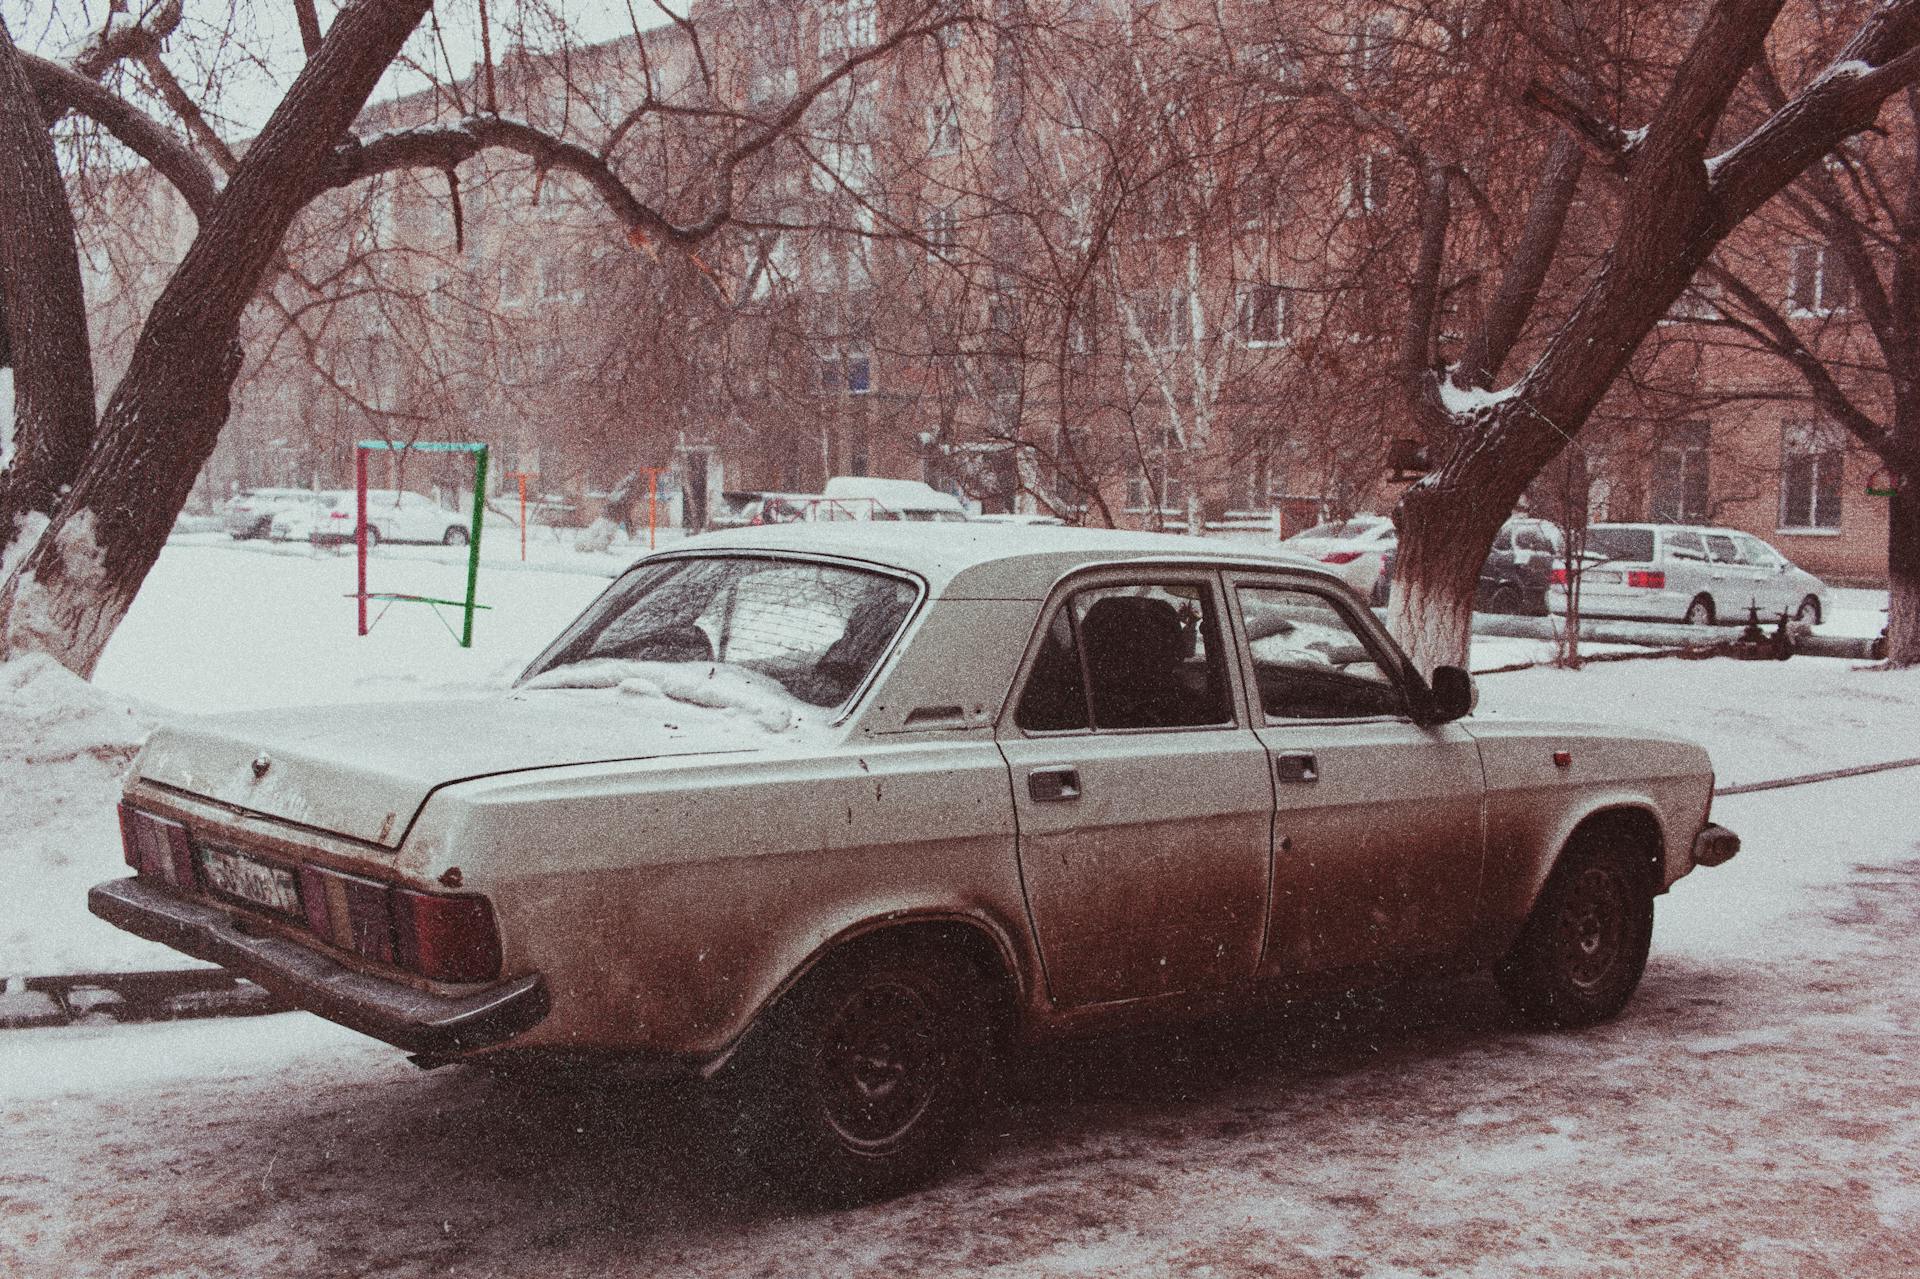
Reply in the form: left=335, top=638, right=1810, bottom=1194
left=94, top=525, right=1737, bottom=1201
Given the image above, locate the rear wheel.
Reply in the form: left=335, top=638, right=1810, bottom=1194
left=1683, top=595, right=1715, bottom=626
left=443, top=526, right=470, bottom=546
left=721, top=943, right=994, bottom=1205
left=1796, top=594, right=1821, bottom=625
left=1497, top=838, right=1654, bottom=1028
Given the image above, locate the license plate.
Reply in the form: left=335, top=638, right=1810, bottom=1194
left=1581, top=571, right=1623, bottom=585
left=199, top=845, right=302, bottom=916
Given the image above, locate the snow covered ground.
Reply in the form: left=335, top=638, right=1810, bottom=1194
left=2, top=767, right=1916, bottom=1276
left=3, top=535, right=1920, bottom=1275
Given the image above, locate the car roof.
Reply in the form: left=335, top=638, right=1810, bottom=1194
left=658, top=522, right=1332, bottom=599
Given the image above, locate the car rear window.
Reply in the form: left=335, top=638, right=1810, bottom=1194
left=521, top=556, right=920, bottom=709
left=1586, top=528, right=1655, bottom=563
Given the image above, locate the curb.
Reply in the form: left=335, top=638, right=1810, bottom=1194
left=0, top=969, right=285, bottom=1031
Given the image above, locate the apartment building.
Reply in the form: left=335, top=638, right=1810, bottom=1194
left=149, top=0, right=1897, bottom=582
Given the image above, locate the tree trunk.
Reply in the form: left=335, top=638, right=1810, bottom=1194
left=0, top=16, right=97, bottom=561
left=1887, top=482, right=1920, bottom=667
left=1386, top=472, right=1516, bottom=673
left=0, top=0, right=431, bottom=677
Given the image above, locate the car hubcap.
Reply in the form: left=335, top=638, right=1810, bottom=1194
left=814, top=981, right=940, bottom=1151
left=1556, top=868, right=1626, bottom=991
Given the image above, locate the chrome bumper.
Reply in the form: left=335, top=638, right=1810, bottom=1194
left=89, top=877, right=548, bottom=1055
left=1691, top=823, right=1740, bottom=869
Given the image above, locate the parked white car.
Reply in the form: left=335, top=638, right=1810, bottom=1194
left=94, top=524, right=1738, bottom=1202
left=1281, top=515, right=1397, bottom=596
left=223, top=488, right=327, bottom=540
left=1548, top=523, right=1832, bottom=627
left=299, top=489, right=473, bottom=547
left=819, top=476, right=971, bottom=522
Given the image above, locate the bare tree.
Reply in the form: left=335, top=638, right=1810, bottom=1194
left=1381, top=0, right=1920, bottom=671
left=0, top=0, right=966, bottom=677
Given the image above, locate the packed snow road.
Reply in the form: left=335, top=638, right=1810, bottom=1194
left=4, top=773, right=1917, bottom=1279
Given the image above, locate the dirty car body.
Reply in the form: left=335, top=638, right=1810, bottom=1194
left=93, top=524, right=1738, bottom=1200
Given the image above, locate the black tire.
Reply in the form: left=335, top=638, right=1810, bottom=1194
left=1488, top=583, right=1524, bottom=616
left=1497, top=838, right=1655, bottom=1029
left=722, top=942, right=994, bottom=1205
left=443, top=525, right=470, bottom=546
left=1796, top=594, right=1821, bottom=626
left=361, top=525, right=381, bottom=549
left=1683, top=595, right=1715, bottom=627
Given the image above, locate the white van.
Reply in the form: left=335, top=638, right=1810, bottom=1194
left=817, top=477, right=970, bottom=523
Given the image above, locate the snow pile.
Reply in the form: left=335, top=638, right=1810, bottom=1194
left=519, top=658, right=808, bottom=732
left=0, top=655, right=199, bottom=974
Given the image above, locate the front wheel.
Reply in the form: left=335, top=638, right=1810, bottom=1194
left=1796, top=595, right=1821, bottom=626
left=723, top=944, right=993, bottom=1205
left=1683, top=595, right=1715, bottom=627
left=1496, top=840, right=1654, bottom=1029
left=361, top=525, right=381, bottom=549
left=443, top=525, right=470, bottom=546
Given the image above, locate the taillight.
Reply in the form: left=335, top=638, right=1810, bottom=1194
left=391, top=889, right=502, bottom=983
left=1320, top=550, right=1365, bottom=565
left=329, top=510, right=350, bottom=519
left=1627, top=570, right=1665, bottom=589
left=119, top=802, right=199, bottom=888
left=297, top=861, right=499, bottom=982
left=1550, top=568, right=1569, bottom=585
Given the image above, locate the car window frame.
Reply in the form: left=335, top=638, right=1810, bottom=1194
left=1003, top=566, right=1244, bottom=739
left=516, top=549, right=928, bottom=726
left=1224, top=570, right=1418, bottom=727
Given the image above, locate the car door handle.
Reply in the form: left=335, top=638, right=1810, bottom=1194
left=1275, top=752, right=1318, bottom=783
left=1028, top=767, right=1082, bottom=803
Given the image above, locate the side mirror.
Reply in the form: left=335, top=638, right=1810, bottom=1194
left=1425, top=665, right=1476, bottom=724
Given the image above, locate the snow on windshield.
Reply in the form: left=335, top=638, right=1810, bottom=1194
left=521, top=556, right=919, bottom=710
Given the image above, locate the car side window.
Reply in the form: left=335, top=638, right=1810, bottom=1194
left=1491, top=528, right=1513, bottom=552
left=1238, top=586, right=1406, bottom=721
left=1705, top=534, right=1744, bottom=563
left=1515, top=528, right=1553, bottom=555
left=1015, top=581, right=1231, bottom=732
left=1667, top=530, right=1708, bottom=561
left=1736, top=535, right=1780, bottom=568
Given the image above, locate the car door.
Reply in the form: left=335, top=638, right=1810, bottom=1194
left=998, top=571, right=1273, bottom=1008
left=1228, top=574, right=1487, bottom=978
left=1733, top=534, right=1795, bottom=615
left=1704, top=532, right=1769, bottom=619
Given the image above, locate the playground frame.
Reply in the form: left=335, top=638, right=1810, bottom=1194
left=353, top=440, right=489, bottom=647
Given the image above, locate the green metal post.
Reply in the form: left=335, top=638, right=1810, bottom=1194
left=462, top=445, right=488, bottom=647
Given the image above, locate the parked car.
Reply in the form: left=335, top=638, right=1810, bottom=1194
left=222, top=488, right=326, bottom=540
left=94, top=524, right=1738, bottom=1203
left=1281, top=515, right=1397, bottom=597
left=301, top=489, right=473, bottom=547
left=1547, top=523, right=1831, bottom=626
left=819, top=476, right=971, bottom=522
left=1372, top=517, right=1566, bottom=615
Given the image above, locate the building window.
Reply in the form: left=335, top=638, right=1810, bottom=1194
left=927, top=100, right=963, bottom=157
left=820, top=347, right=873, bottom=395
left=748, top=63, right=798, bottom=107
left=1237, top=283, right=1291, bottom=347
left=1650, top=421, right=1711, bottom=522
left=1126, top=430, right=1188, bottom=513
left=1344, top=151, right=1389, bottom=217
left=820, top=0, right=877, bottom=56
left=1787, top=243, right=1852, bottom=317
left=925, top=205, right=958, bottom=256
left=1780, top=421, right=1845, bottom=530
left=1348, top=14, right=1396, bottom=88
left=811, top=141, right=875, bottom=194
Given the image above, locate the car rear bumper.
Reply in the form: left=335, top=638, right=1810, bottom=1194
left=1691, top=823, right=1740, bottom=869
left=89, top=877, right=549, bottom=1055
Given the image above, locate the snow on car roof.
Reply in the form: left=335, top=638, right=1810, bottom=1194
left=655, top=522, right=1327, bottom=598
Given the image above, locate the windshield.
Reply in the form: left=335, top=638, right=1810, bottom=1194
left=519, top=555, right=920, bottom=709
left=1584, top=528, right=1656, bottom=563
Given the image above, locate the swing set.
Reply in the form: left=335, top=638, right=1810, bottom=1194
left=350, top=440, right=490, bottom=647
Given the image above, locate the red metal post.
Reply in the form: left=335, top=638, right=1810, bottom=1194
left=355, top=445, right=369, bottom=636
left=518, top=474, right=527, bottom=561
